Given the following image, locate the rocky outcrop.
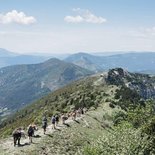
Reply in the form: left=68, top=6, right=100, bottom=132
left=106, top=68, right=155, bottom=99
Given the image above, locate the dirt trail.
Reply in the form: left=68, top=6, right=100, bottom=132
left=0, top=116, right=84, bottom=155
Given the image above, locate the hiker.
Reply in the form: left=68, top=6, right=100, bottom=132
left=27, top=124, right=34, bottom=143
left=67, top=112, right=72, bottom=118
left=72, top=111, right=76, bottom=121
left=12, top=128, right=22, bottom=146
left=61, top=113, right=67, bottom=124
left=42, top=116, right=48, bottom=134
left=31, top=124, right=38, bottom=137
left=81, top=108, right=84, bottom=115
left=77, top=108, right=82, bottom=117
left=51, top=115, right=56, bottom=129
left=55, top=114, right=59, bottom=127
left=83, top=107, right=88, bottom=113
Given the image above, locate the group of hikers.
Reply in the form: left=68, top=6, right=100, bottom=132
left=12, top=124, right=37, bottom=146
left=12, top=107, right=87, bottom=147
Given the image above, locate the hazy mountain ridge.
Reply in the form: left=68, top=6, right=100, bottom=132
left=0, top=48, right=49, bottom=68
left=65, top=52, right=155, bottom=73
left=0, top=48, right=18, bottom=57
left=1, top=48, right=155, bottom=73
left=65, top=52, right=103, bottom=72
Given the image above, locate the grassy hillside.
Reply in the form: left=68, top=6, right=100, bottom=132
left=0, top=73, right=118, bottom=137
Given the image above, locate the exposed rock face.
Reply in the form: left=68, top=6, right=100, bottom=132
left=106, top=68, right=155, bottom=99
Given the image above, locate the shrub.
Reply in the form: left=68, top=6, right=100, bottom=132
left=82, top=122, right=150, bottom=155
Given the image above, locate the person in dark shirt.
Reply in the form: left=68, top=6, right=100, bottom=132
left=12, top=128, right=22, bottom=146
left=28, top=124, right=34, bottom=143
left=42, top=116, right=48, bottom=134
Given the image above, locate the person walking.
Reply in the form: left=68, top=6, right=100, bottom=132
left=55, top=114, right=59, bottom=127
left=27, top=124, right=34, bottom=143
left=61, top=113, right=67, bottom=124
left=51, top=115, right=56, bottom=129
left=42, top=116, right=48, bottom=134
left=12, top=128, right=22, bottom=146
left=72, top=111, right=76, bottom=121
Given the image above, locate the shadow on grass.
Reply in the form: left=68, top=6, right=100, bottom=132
left=33, top=135, right=41, bottom=138
left=74, top=120, right=80, bottom=124
left=46, top=134, right=53, bottom=138
left=55, top=128, right=61, bottom=131
left=63, top=123, right=70, bottom=127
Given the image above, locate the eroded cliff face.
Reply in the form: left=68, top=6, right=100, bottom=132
left=105, top=68, right=155, bottom=99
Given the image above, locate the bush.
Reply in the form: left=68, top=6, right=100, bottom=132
left=82, top=122, right=150, bottom=155
left=109, top=103, right=115, bottom=108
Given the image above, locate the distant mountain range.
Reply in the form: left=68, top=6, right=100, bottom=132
left=1, top=48, right=155, bottom=74
left=0, top=48, right=49, bottom=68
left=0, top=58, right=92, bottom=114
left=65, top=52, right=155, bottom=74
left=1, top=48, right=155, bottom=116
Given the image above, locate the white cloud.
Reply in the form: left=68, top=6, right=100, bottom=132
left=64, top=15, right=83, bottom=23
left=64, top=8, right=107, bottom=24
left=0, top=10, right=36, bottom=25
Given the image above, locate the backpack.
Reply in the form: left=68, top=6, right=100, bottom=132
left=42, top=121, right=47, bottom=127
left=42, top=117, right=47, bottom=126
left=55, top=115, right=59, bottom=122
left=51, top=117, right=55, bottom=124
left=28, top=126, right=34, bottom=134
left=42, top=117, right=47, bottom=122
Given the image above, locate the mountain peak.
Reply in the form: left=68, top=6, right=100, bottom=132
left=43, top=57, right=61, bottom=64
left=66, top=52, right=93, bottom=60
left=105, top=68, right=155, bottom=99
left=105, top=68, right=131, bottom=85
left=108, top=68, right=130, bottom=77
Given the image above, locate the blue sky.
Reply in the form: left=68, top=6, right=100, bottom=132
left=0, top=0, right=155, bottom=54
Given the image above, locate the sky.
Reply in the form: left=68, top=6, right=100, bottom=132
left=0, top=0, right=155, bottom=54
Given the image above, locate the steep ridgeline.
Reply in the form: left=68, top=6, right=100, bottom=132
left=65, top=52, right=155, bottom=74
left=0, top=58, right=93, bottom=114
left=65, top=52, right=103, bottom=72
left=106, top=68, right=155, bottom=99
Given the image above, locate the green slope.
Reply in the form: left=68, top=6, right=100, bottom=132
left=0, top=73, right=118, bottom=136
